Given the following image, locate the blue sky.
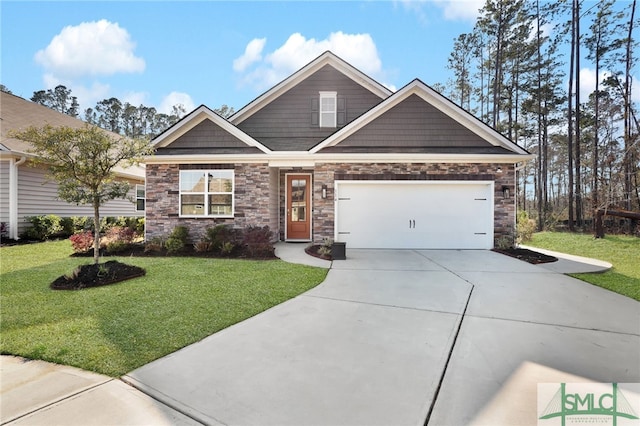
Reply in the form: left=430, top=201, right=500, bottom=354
left=0, top=1, right=485, bottom=114
left=1, top=0, right=631, bottom=117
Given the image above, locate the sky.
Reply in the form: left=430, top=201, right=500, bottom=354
left=1, top=0, right=634, bottom=117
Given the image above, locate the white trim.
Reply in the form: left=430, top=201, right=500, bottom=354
left=145, top=152, right=534, bottom=165
left=152, top=106, right=272, bottom=154
left=135, top=184, right=145, bottom=212
left=319, top=91, right=337, bottom=128
left=333, top=180, right=494, bottom=249
left=178, top=169, right=235, bottom=218
left=229, top=52, right=392, bottom=125
left=284, top=172, right=313, bottom=242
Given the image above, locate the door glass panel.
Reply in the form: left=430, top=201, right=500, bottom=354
left=291, top=179, right=306, bottom=222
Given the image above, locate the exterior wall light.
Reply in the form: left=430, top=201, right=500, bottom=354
left=502, top=185, right=510, bottom=199
left=322, top=184, right=327, bottom=199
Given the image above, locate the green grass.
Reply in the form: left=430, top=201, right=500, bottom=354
left=0, top=240, right=328, bottom=376
left=528, top=232, right=640, bottom=301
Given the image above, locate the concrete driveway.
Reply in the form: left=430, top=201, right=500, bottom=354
left=125, top=249, right=640, bottom=426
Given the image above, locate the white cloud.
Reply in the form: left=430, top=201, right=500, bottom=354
left=34, top=19, right=145, bottom=79
left=233, top=38, right=266, bottom=72
left=435, top=0, right=484, bottom=21
left=159, top=92, right=195, bottom=115
left=70, top=83, right=112, bottom=111
left=235, top=32, right=386, bottom=91
left=398, top=0, right=482, bottom=23
left=122, top=91, right=149, bottom=107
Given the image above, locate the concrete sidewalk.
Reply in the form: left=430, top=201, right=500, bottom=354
left=0, top=356, right=199, bottom=425
left=520, top=244, right=613, bottom=273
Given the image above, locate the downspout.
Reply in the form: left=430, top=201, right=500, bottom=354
left=9, top=156, right=27, bottom=240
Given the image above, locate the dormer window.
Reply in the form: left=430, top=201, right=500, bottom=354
left=319, top=91, right=337, bottom=128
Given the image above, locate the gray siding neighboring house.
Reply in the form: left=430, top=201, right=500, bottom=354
left=0, top=91, right=145, bottom=239
left=145, top=51, right=534, bottom=249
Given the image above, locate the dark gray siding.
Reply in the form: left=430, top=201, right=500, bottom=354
left=329, top=94, right=497, bottom=151
left=158, top=118, right=263, bottom=155
left=237, top=65, right=384, bottom=151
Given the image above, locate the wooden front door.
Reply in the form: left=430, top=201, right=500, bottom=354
left=286, top=174, right=311, bottom=240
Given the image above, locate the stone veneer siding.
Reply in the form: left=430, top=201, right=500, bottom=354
left=311, top=163, right=516, bottom=247
left=145, top=163, right=272, bottom=242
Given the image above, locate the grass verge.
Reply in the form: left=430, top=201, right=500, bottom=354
left=528, top=232, right=639, bottom=301
left=0, top=240, right=328, bottom=376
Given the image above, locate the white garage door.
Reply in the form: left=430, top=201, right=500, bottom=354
left=335, top=181, right=494, bottom=249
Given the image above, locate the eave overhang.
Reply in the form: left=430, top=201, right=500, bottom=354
left=143, top=152, right=536, bottom=165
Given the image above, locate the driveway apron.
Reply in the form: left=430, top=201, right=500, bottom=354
left=125, top=249, right=640, bottom=426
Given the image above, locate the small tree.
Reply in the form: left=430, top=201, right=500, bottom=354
left=12, top=125, right=153, bottom=264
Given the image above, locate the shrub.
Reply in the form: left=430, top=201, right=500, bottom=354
left=106, top=226, right=136, bottom=244
left=163, top=226, right=190, bottom=254
left=318, top=238, right=333, bottom=257
left=106, top=240, right=130, bottom=254
left=205, top=224, right=239, bottom=252
left=221, top=241, right=235, bottom=256
left=71, top=216, right=92, bottom=233
left=0, top=222, right=7, bottom=238
left=516, top=210, right=536, bottom=244
left=193, top=241, right=213, bottom=253
left=164, top=237, right=185, bottom=254
left=144, top=237, right=164, bottom=253
left=23, top=215, right=64, bottom=240
left=60, top=217, right=75, bottom=237
left=169, top=226, right=190, bottom=244
left=70, top=231, right=94, bottom=253
left=134, top=217, right=145, bottom=235
left=243, top=225, right=274, bottom=258
left=495, top=235, right=515, bottom=250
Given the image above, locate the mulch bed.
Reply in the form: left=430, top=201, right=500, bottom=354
left=51, top=260, right=146, bottom=290
left=71, top=243, right=277, bottom=260
left=305, top=244, right=332, bottom=261
left=308, top=244, right=557, bottom=265
left=492, top=247, right=557, bottom=264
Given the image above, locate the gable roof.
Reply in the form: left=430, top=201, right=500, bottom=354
left=152, top=105, right=271, bottom=154
left=310, top=79, right=531, bottom=156
left=229, top=51, right=393, bottom=125
left=0, top=91, right=144, bottom=180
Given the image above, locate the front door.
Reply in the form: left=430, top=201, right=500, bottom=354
left=286, top=174, right=311, bottom=240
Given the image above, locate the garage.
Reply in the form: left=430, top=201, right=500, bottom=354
left=334, top=181, right=494, bottom=249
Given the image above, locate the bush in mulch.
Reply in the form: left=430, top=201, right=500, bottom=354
left=51, top=260, right=146, bottom=290
left=305, top=244, right=332, bottom=260
left=492, top=247, right=557, bottom=264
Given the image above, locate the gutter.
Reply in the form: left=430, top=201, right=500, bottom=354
left=9, top=156, right=26, bottom=240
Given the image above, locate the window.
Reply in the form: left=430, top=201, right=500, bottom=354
left=136, top=184, right=145, bottom=211
left=319, top=91, right=337, bottom=128
left=179, top=170, right=234, bottom=217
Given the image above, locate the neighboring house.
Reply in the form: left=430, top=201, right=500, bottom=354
left=145, top=52, right=534, bottom=249
left=0, top=91, right=145, bottom=240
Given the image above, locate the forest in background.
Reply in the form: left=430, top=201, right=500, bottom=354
left=2, top=0, right=638, bottom=235
left=440, top=0, right=638, bottom=234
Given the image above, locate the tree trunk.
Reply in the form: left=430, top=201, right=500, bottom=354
left=93, top=201, right=101, bottom=265
left=624, top=0, right=636, bottom=232
left=568, top=0, right=575, bottom=231
left=575, top=0, right=583, bottom=227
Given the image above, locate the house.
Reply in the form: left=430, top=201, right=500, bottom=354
left=0, top=91, right=145, bottom=240
left=144, top=52, right=534, bottom=249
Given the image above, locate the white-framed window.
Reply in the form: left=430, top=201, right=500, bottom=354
left=179, top=170, right=234, bottom=217
left=319, top=91, right=337, bottom=128
left=136, top=184, right=145, bottom=212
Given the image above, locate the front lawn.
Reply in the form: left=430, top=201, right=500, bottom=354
left=528, top=232, right=640, bottom=301
left=0, top=240, right=328, bottom=376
